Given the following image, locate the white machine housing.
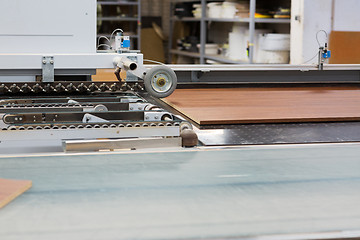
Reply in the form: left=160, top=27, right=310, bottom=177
left=0, top=0, right=96, bottom=54
left=0, top=0, right=145, bottom=82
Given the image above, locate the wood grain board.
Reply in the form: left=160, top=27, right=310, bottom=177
left=92, top=69, right=126, bottom=82
left=329, top=31, right=360, bottom=64
left=163, top=87, right=360, bottom=125
left=0, top=179, right=32, bottom=209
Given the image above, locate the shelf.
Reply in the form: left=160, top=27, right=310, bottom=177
left=255, top=18, right=291, bottom=23
left=172, top=17, right=290, bottom=24
left=171, top=0, right=201, bottom=3
left=98, top=1, right=139, bottom=6
left=97, top=0, right=141, bottom=49
left=172, top=17, right=201, bottom=22
left=204, top=54, right=249, bottom=64
left=98, top=16, right=138, bottom=21
left=170, top=49, right=201, bottom=58
left=170, top=50, right=249, bottom=64
left=168, top=0, right=291, bottom=64
left=205, top=17, right=290, bottom=23
left=204, top=17, right=249, bottom=23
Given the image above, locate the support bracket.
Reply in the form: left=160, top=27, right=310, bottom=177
left=42, top=56, right=54, bottom=82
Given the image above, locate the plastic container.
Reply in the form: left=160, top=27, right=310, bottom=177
left=256, top=33, right=290, bottom=63
left=260, top=33, right=290, bottom=51
left=207, top=2, right=222, bottom=18
left=221, top=2, right=238, bottom=18
left=197, top=44, right=219, bottom=55
left=192, top=4, right=202, bottom=18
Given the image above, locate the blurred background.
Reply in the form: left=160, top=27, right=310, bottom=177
left=97, top=0, right=360, bottom=66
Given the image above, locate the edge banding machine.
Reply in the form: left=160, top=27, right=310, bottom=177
left=0, top=0, right=194, bottom=154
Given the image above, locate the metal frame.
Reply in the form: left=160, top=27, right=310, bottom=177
left=146, top=64, right=360, bottom=84
left=0, top=53, right=144, bottom=81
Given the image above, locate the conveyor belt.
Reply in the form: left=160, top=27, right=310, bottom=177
left=0, top=144, right=360, bottom=240
left=196, top=122, right=360, bottom=146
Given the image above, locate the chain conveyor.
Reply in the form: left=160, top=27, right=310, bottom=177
left=0, top=88, right=194, bottom=154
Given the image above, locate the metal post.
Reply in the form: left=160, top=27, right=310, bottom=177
left=248, top=0, right=256, bottom=63
left=137, top=0, right=141, bottom=50
left=168, top=2, right=174, bottom=63
left=200, top=0, right=206, bottom=64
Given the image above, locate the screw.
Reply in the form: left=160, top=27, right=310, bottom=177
left=145, top=116, right=149, bottom=120
left=42, top=60, right=46, bottom=64
left=50, top=60, right=54, bottom=64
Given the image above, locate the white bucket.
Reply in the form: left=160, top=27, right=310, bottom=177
left=260, top=33, right=290, bottom=51
left=256, top=33, right=290, bottom=63
left=228, top=28, right=271, bottom=62
left=248, top=29, right=271, bottom=63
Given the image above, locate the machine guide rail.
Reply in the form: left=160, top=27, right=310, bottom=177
left=0, top=81, right=145, bottom=95
left=3, top=110, right=174, bottom=124
left=1, top=120, right=181, bottom=131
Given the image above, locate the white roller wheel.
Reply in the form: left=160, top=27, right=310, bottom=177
left=144, top=65, right=177, bottom=98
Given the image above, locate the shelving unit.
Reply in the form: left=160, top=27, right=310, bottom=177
left=97, top=0, right=141, bottom=49
left=168, top=0, right=291, bottom=64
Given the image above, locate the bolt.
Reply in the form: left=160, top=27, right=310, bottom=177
left=42, top=60, right=46, bottom=64
left=50, top=60, right=54, bottom=64
left=155, top=116, right=158, bottom=120
left=145, top=116, right=149, bottom=120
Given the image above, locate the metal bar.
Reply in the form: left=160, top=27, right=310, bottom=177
left=200, top=0, right=206, bottom=64
left=0, top=125, right=181, bottom=141
left=248, top=0, right=256, bottom=63
left=144, top=64, right=360, bottom=71
left=97, top=1, right=138, bottom=6
left=63, top=137, right=181, bottom=152
left=3, top=111, right=148, bottom=124
left=0, top=53, right=143, bottom=70
left=137, top=0, right=141, bottom=50
left=168, top=2, right=174, bottom=63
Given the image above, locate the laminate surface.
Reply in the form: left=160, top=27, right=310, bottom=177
left=0, top=145, right=360, bottom=239
left=163, top=87, right=360, bottom=125
left=0, top=179, right=32, bottom=209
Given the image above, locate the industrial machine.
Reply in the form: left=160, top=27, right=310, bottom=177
left=1, top=1, right=360, bottom=240
left=0, top=0, right=191, bottom=154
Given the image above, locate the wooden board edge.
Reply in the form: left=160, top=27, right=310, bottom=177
left=199, top=117, right=360, bottom=125
left=161, top=99, right=201, bottom=125
left=0, top=180, right=32, bottom=209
